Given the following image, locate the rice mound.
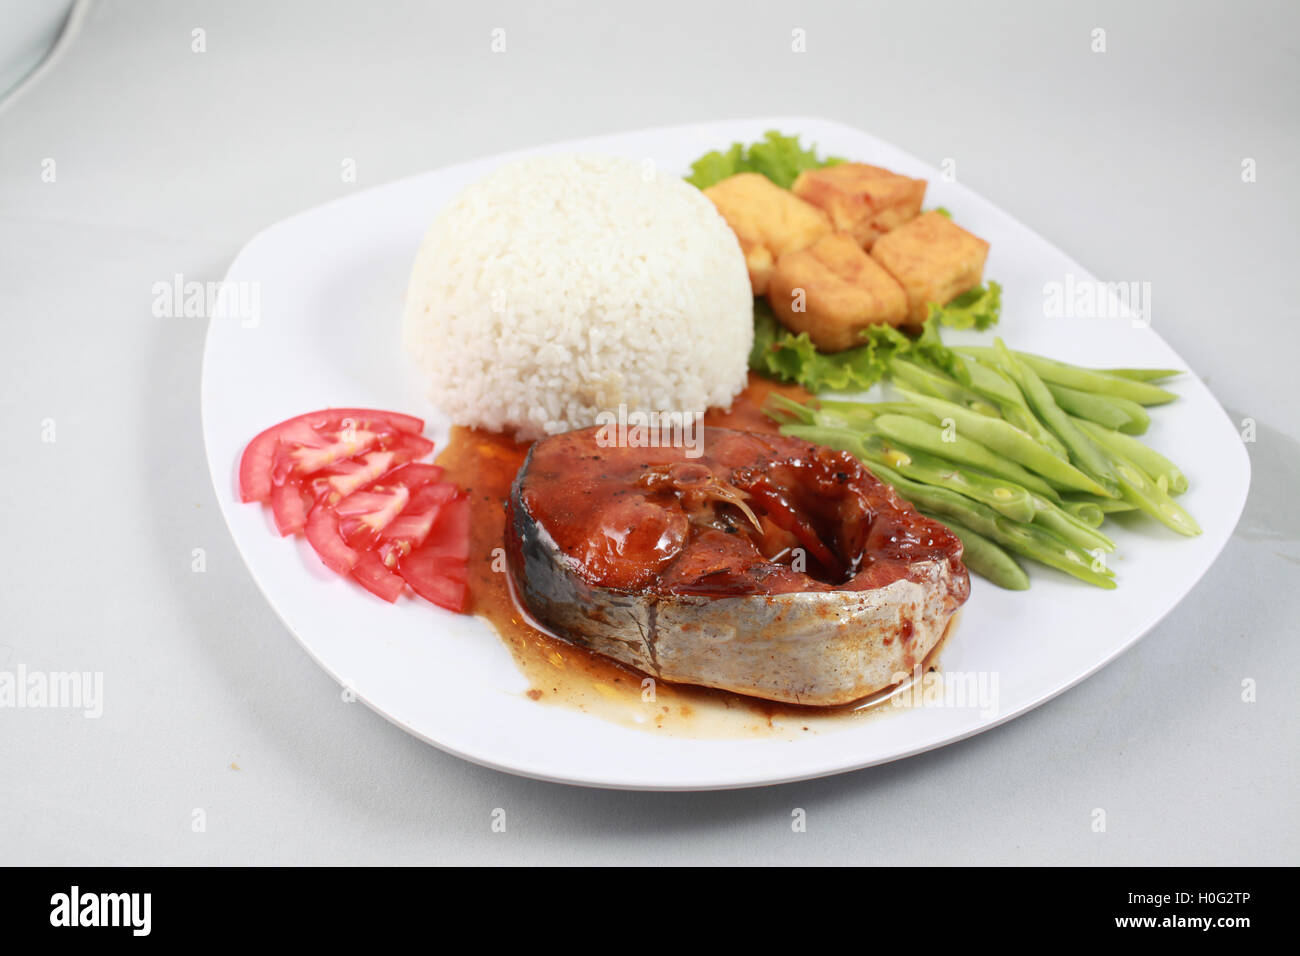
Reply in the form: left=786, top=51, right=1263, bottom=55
left=402, top=154, right=753, bottom=439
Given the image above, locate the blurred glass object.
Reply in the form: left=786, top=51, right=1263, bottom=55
left=0, top=0, right=76, bottom=103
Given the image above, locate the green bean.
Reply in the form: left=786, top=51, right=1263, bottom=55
left=998, top=402, right=1069, bottom=455
left=870, top=414, right=1060, bottom=501
left=944, top=352, right=980, bottom=390
left=1072, top=418, right=1189, bottom=495
left=954, top=347, right=1178, bottom=405
left=890, top=358, right=1001, bottom=416
left=867, top=462, right=1116, bottom=589
left=893, top=387, right=1112, bottom=497
left=899, top=356, right=1060, bottom=455
left=1016, top=354, right=1179, bottom=404
left=959, top=358, right=1070, bottom=458
left=955, top=357, right=1020, bottom=404
left=852, top=432, right=1038, bottom=523
left=768, top=399, right=1053, bottom=510
left=1046, top=382, right=1150, bottom=435
left=1060, top=499, right=1105, bottom=527
left=1060, top=493, right=1139, bottom=517
left=992, top=339, right=1121, bottom=498
left=1106, top=450, right=1201, bottom=536
left=786, top=417, right=1056, bottom=527
left=1030, top=494, right=1115, bottom=553
left=919, top=511, right=1030, bottom=590
left=775, top=423, right=867, bottom=459
left=814, top=400, right=934, bottom=430
left=762, top=392, right=817, bottom=426
left=1099, top=368, right=1182, bottom=383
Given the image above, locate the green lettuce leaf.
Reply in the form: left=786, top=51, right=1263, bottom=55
left=686, top=131, right=842, bottom=190
left=927, top=280, right=1001, bottom=331
left=749, top=299, right=915, bottom=392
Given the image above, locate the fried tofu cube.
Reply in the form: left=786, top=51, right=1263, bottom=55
left=792, top=163, right=926, bottom=249
left=870, top=211, right=989, bottom=323
left=736, top=238, right=775, bottom=298
left=767, top=233, right=909, bottom=352
left=703, top=172, right=830, bottom=294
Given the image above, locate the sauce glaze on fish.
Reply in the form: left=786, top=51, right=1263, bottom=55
left=507, top=426, right=969, bottom=706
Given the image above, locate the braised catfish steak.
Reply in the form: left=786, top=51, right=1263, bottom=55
left=506, top=426, right=969, bottom=706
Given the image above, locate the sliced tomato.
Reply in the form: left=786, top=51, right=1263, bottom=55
left=421, top=494, right=471, bottom=561
left=372, top=479, right=455, bottom=566
left=399, top=549, right=469, bottom=612
left=389, top=432, right=436, bottom=461
left=384, top=462, right=444, bottom=488
left=270, top=480, right=315, bottom=536
left=334, top=488, right=410, bottom=518
left=305, top=500, right=358, bottom=575
left=335, top=486, right=411, bottom=549
left=271, top=428, right=383, bottom=486
left=333, top=459, right=457, bottom=550
left=274, top=422, right=433, bottom=487
left=351, top=550, right=406, bottom=603
left=375, top=491, right=467, bottom=567
left=306, top=471, right=447, bottom=574
left=397, top=491, right=471, bottom=611
left=405, top=480, right=457, bottom=514
left=377, top=510, right=439, bottom=567
left=238, top=408, right=424, bottom=503
left=243, top=406, right=471, bottom=615
left=271, top=452, right=440, bottom=539
left=312, top=450, right=397, bottom=504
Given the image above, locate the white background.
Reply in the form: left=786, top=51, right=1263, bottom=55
left=0, top=0, right=1296, bottom=864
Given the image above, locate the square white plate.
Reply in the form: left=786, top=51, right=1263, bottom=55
left=201, top=117, right=1249, bottom=790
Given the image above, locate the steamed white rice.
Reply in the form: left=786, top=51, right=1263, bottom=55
left=401, top=154, right=753, bottom=439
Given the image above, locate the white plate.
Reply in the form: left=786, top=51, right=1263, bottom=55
left=201, top=117, right=1250, bottom=790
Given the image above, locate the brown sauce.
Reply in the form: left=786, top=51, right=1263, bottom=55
left=702, top=373, right=813, bottom=434
left=435, top=373, right=955, bottom=738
